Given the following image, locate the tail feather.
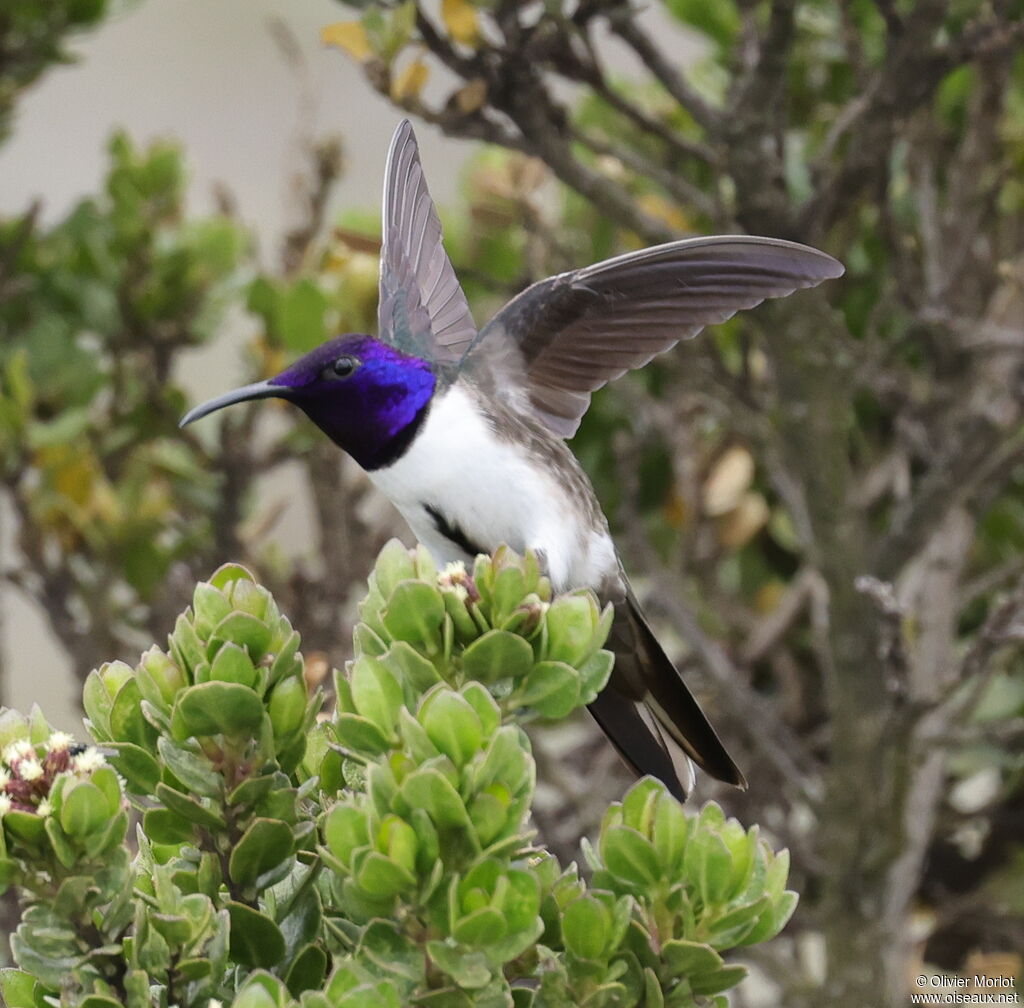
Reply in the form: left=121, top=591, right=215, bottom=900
left=588, top=689, right=694, bottom=802
left=588, top=579, right=746, bottom=797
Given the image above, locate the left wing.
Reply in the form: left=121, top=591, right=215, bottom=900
left=377, top=120, right=477, bottom=370
left=462, top=235, right=844, bottom=437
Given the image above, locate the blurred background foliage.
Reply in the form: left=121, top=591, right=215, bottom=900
left=1, top=0, right=1024, bottom=1006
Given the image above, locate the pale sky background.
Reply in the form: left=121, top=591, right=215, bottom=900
left=0, top=0, right=470, bottom=730
left=0, top=0, right=695, bottom=731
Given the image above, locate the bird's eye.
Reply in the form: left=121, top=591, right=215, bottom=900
left=325, top=355, right=360, bottom=379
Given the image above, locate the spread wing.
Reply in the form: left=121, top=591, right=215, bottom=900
left=461, top=235, right=844, bottom=437
left=377, top=120, right=477, bottom=371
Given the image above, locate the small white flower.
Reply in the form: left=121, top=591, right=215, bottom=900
left=36, top=799, right=52, bottom=817
left=0, top=794, right=11, bottom=816
left=72, top=747, right=106, bottom=773
left=17, top=758, right=43, bottom=782
left=2, top=739, right=33, bottom=764
left=47, top=731, right=74, bottom=752
left=441, top=561, right=467, bottom=579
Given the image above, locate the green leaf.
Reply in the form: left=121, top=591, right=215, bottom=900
left=643, top=968, right=664, bottom=1008
left=268, top=676, right=309, bottom=741
left=80, top=995, right=124, bottom=1008
left=377, top=814, right=418, bottom=874
left=153, top=784, right=226, bottom=830
left=706, top=895, right=771, bottom=948
left=156, top=737, right=222, bottom=796
left=461, top=630, right=535, bottom=684
left=323, top=803, right=369, bottom=867
left=58, top=781, right=106, bottom=838
left=691, top=830, right=734, bottom=907
left=269, top=629, right=303, bottom=687
left=192, top=583, right=232, bottom=638
left=169, top=614, right=206, bottom=676
left=739, top=890, right=798, bottom=946
left=544, top=595, right=599, bottom=666
left=420, top=689, right=482, bottom=767
left=350, top=655, right=403, bottom=733
left=652, top=790, right=689, bottom=867
left=518, top=661, right=580, bottom=719
left=427, top=942, right=493, bottom=990
left=690, top=964, right=748, bottom=996
left=208, top=612, right=273, bottom=662
left=229, top=818, right=295, bottom=888
left=0, top=969, right=39, bottom=1008
left=661, top=938, right=724, bottom=980
left=355, top=850, right=415, bottom=899
left=459, top=682, right=501, bottom=736
left=475, top=726, right=533, bottom=795
left=284, top=943, right=328, bottom=996
left=466, top=789, right=510, bottom=848
left=143, top=808, right=196, bottom=845
left=371, top=539, right=418, bottom=597
left=109, top=680, right=158, bottom=750
left=382, top=640, right=442, bottom=695
left=601, top=825, right=662, bottom=888
left=208, top=563, right=257, bottom=591
left=227, top=773, right=279, bottom=809
left=208, top=641, right=258, bottom=687
left=577, top=650, right=614, bottom=701
left=360, top=920, right=424, bottom=983
left=561, top=895, right=611, bottom=960
left=105, top=742, right=160, bottom=795
left=334, top=713, right=391, bottom=755
left=401, top=765, right=472, bottom=829
left=453, top=906, right=506, bottom=946
left=170, top=681, right=265, bottom=739
left=227, top=902, right=286, bottom=967
left=3, top=810, right=46, bottom=845
left=381, top=581, right=446, bottom=652
left=175, top=958, right=213, bottom=981
left=353, top=623, right=388, bottom=657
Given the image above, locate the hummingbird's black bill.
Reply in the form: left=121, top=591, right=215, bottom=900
left=179, top=380, right=289, bottom=428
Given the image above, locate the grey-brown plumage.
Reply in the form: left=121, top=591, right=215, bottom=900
left=597, top=583, right=745, bottom=798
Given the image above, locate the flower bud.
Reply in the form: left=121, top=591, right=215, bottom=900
left=138, top=646, right=187, bottom=706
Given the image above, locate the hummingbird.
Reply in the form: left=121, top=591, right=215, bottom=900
left=181, top=120, right=843, bottom=799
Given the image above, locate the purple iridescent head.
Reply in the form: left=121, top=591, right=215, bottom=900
left=180, top=334, right=436, bottom=471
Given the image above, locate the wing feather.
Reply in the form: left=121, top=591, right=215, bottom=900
left=463, top=235, right=843, bottom=436
left=378, top=121, right=477, bottom=368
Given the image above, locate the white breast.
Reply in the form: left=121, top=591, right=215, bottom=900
left=368, top=384, right=616, bottom=590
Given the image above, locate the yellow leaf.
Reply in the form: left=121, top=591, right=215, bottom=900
left=452, top=78, right=488, bottom=115
left=321, top=21, right=372, bottom=62
left=702, top=445, right=755, bottom=516
left=663, top=488, right=690, bottom=530
left=638, top=192, right=691, bottom=233
left=89, top=480, right=125, bottom=527
left=754, top=580, right=787, bottom=614
left=716, top=492, right=769, bottom=549
left=391, top=56, right=430, bottom=102
left=53, top=455, right=95, bottom=509
left=442, top=0, right=481, bottom=46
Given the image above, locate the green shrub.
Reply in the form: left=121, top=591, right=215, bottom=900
left=0, top=544, right=795, bottom=1007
